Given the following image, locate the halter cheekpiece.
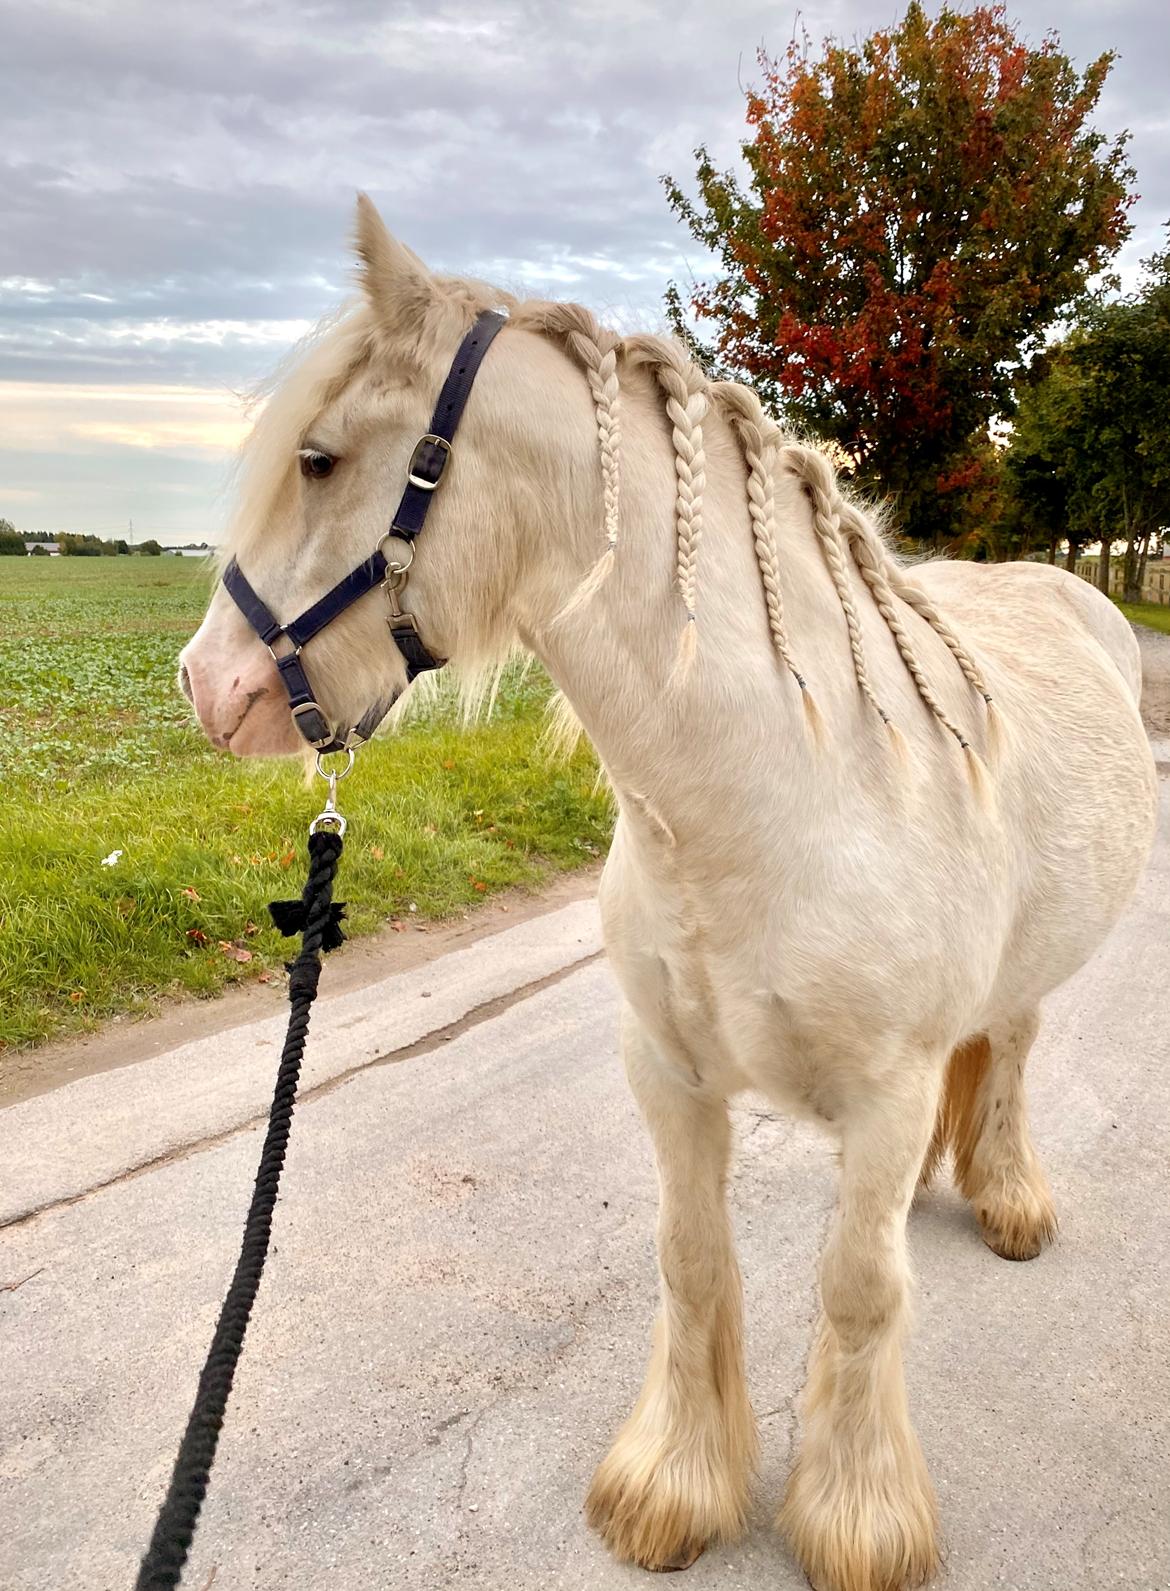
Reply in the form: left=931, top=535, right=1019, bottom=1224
left=222, top=309, right=506, bottom=754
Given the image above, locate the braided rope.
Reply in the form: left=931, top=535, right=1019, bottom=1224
left=136, top=830, right=344, bottom=1589
left=781, top=443, right=894, bottom=729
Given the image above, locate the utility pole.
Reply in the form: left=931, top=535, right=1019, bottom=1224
left=129, top=516, right=134, bottom=546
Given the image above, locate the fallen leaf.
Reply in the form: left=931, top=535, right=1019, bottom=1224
left=256, top=972, right=272, bottom=984
left=182, top=886, right=201, bottom=902
left=280, top=850, right=295, bottom=868
left=218, top=941, right=253, bottom=964
left=69, top=989, right=86, bottom=1004
left=243, top=919, right=260, bottom=936
left=186, top=927, right=209, bottom=946
left=472, top=881, right=487, bottom=892
left=370, top=845, right=384, bottom=861
left=115, top=896, right=137, bottom=917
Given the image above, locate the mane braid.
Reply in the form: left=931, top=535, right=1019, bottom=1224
left=624, top=337, right=709, bottom=681
left=780, top=442, right=897, bottom=736
left=839, top=505, right=972, bottom=750
left=837, top=503, right=1001, bottom=762
left=710, top=383, right=823, bottom=740
left=510, top=302, right=622, bottom=623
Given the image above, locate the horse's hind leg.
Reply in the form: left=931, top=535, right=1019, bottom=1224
left=931, top=1012, right=1057, bottom=1260
left=586, top=1008, right=757, bottom=1570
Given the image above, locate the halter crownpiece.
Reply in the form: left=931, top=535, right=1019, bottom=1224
left=222, top=309, right=506, bottom=754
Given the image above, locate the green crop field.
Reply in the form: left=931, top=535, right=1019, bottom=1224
left=0, top=557, right=609, bottom=1055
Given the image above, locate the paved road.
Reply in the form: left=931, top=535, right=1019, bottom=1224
left=2, top=772, right=1168, bottom=1591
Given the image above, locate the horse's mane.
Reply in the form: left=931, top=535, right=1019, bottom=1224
left=506, top=298, right=996, bottom=764
left=235, top=279, right=997, bottom=763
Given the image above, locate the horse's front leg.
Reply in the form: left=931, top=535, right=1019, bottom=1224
left=587, top=1007, right=757, bottom=1570
left=780, top=1054, right=942, bottom=1591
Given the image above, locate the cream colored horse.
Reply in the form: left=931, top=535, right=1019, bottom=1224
left=180, top=198, right=1157, bottom=1591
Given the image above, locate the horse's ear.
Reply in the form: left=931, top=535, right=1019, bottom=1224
left=352, top=194, right=441, bottom=347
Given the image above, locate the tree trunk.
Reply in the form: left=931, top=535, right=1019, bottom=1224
left=1137, top=531, right=1151, bottom=595
left=1047, top=536, right=1058, bottom=565
left=1064, top=538, right=1078, bottom=572
left=1096, top=533, right=1111, bottom=593
left=1125, top=529, right=1149, bottom=604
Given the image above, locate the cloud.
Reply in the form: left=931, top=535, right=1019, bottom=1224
left=2, top=0, right=1167, bottom=537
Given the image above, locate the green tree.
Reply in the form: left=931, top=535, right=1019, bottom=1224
left=137, top=539, right=163, bottom=556
left=1004, top=247, right=1170, bottom=591
left=664, top=2, right=1133, bottom=545
left=0, top=526, right=25, bottom=556
left=1003, top=349, right=1087, bottom=568
left=59, top=534, right=105, bottom=557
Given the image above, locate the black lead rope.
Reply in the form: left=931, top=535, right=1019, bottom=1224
left=135, top=827, right=347, bottom=1590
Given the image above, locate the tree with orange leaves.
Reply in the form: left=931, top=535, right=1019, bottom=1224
left=664, top=3, right=1133, bottom=544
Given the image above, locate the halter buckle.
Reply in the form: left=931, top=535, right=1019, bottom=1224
left=407, top=433, right=451, bottom=491
left=291, top=701, right=337, bottom=749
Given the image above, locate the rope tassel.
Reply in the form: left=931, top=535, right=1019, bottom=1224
left=267, top=895, right=347, bottom=953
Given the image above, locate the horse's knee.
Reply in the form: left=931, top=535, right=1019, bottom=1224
left=821, top=1234, right=906, bottom=1350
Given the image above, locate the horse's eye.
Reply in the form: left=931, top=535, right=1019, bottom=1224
left=298, top=449, right=335, bottom=480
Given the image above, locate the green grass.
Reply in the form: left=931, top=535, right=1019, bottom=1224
left=1117, top=599, right=1170, bottom=636
left=0, top=557, right=610, bottom=1053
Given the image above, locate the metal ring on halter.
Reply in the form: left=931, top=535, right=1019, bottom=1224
left=377, top=534, right=415, bottom=582
left=315, top=748, right=355, bottom=782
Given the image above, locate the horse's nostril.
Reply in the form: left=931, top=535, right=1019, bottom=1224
left=178, top=662, right=194, bottom=703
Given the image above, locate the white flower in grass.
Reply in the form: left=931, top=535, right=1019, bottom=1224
left=100, top=849, right=123, bottom=867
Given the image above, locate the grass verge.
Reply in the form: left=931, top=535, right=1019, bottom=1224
left=1117, top=599, right=1170, bottom=636
left=0, top=558, right=609, bottom=1054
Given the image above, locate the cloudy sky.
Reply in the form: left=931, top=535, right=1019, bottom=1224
left=3, top=0, right=1167, bottom=543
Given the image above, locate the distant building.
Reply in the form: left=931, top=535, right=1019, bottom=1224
left=24, top=540, right=61, bottom=555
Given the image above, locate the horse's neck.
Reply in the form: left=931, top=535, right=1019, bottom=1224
left=514, top=457, right=848, bottom=854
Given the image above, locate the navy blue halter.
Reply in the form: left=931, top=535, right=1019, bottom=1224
left=222, top=309, right=506, bottom=753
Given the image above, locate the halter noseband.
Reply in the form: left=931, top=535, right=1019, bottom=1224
left=221, top=309, right=506, bottom=754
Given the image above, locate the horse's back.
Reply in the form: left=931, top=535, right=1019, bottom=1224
left=910, top=557, right=1143, bottom=705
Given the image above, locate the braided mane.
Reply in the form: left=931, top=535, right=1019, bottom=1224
left=510, top=300, right=996, bottom=769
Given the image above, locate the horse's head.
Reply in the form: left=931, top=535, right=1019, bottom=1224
left=180, top=196, right=580, bottom=757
